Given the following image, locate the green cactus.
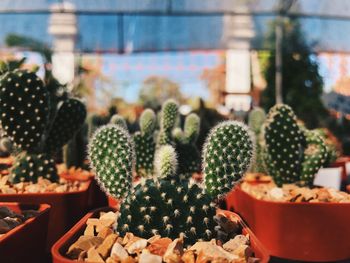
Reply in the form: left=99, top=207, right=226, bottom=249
left=154, top=145, right=178, bottom=179
left=248, top=108, right=266, bottom=173
left=63, top=123, right=88, bottom=168
left=9, top=153, right=58, bottom=184
left=117, top=179, right=217, bottom=245
left=263, top=104, right=306, bottom=186
left=263, top=104, right=327, bottom=186
left=157, top=99, right=178, bottom=147
left=173, top=113, right=201, bottom=179
left=0, top=69, right=50, bottom=151
left=203, top=121, right=255, bottom=199
left=44, top=98, right=87, bottom=154
left=134, top=109, right=157, bottom=177
left=110, top=114, right=128, bottom=131
left=300, top=130, right=328, bottom=186
left=88, top=124, right=134, bottom=199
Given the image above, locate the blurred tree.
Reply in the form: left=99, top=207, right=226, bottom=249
left=139, top=76, right=183, bottom=110
left=260, top=18, right=328, bottom=128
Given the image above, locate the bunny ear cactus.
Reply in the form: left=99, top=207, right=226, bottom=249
left=110, top=114, right=128, bottom=131
left=88, top=124, right=134, bottom=199
left=44, top=98, right=87, bottom=154
left=134, top=109, right=156, bottom=177
left=300, top=130, right=328, bottom=186
left=0, top=69, right=50, bottom=151
left=9, top=153, right=58, bottom=184
left=262, top=104, right=306, bottom=186
left=203, top=121, right=255, bottom=199
left=157, top=99, right=179, bottom=147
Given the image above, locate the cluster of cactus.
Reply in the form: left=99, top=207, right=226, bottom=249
left=248, top=107, right=266, bottom=174
left=262, top=104, right=328, bottom=186
left=0, top=68, right=87, bottom=183
left=88, top=107, right=254, bottom=245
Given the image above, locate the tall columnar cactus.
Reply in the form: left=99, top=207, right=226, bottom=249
left=134, top=109, right=157, bottom=177
left=203, top=121, right=255, bottom=199
left=0, top=69, right=50, bottom=151
left=301, top=130, right=328, bottom=186
left=157, top=99, right=178, bottom=147
left=263, top=104, right=327, bottom=186
left=262, top=104, right=306, bottom=186
left=248, top=108, right=266, bottom=173
left=9, top=153, right=58, bottom=184
left=110, top=114, right=128, bottom=131
left=173, top=113, right=201, bottom=179
left=88, top=125, right=134, bottom=199
left=44, top=98, right=87, bottom=154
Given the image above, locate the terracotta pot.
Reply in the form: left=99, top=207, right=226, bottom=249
left=226, top=185, right=350, bottom=262
left=0, top=180, right=91, bottom=251
left=330, top=156, right=350, bottom=180
left=51, top=207, right=270, bottom=263
left=0, top=202, right=50, bottom=263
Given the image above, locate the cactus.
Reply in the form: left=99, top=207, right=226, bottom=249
left=157, top=99, right=178, bottom=147
left=173, top=113, right=201, bottom=179
left=110, top=114, right=128, bottom=131
left=44, top=98, right=87, bottom=154
left=300, top=130, right=328, bottom=186
left=9, top=153, right=58, bottom=184
left=203, top=121, right=255, bottom=199
left=0, top=69, right=50, bottom=151
left=88, top=125, right=134, bottom=199
left=154, top=145, right=178, bottom=179
left=117, top=179, right=217, bottom=245
left=263, top=104, right=327, bottom=186
left=63, top=123, right=88, bottom=168
left=248, top=108, right=266, bottom=173
left=133, top=109, right=157, bottom=177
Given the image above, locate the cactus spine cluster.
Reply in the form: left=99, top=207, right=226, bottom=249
left=89, top=104, right=254, bottom=245
left=262, top=104, right=327, bottom=186
left=203, top=121, right=255, bottom=198
left=0, top=68, right=87, bottom=183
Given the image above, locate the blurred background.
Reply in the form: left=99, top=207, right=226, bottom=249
left=0, top=0, right=350, bottom=153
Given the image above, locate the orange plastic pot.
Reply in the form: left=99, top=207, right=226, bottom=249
left=0, top=180, right=91, bottom=251
left=0, top=202, right=50, bottom=263
left=330, top=156, right=350, bottom=180
left=226, top=185, right=350, bottom=262
left=52, top=207, right=270, bottom=263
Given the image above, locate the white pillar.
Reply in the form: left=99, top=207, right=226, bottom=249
left=48, top=2, right=77, bottom=88
left=222, top=8, right=255, bottom=111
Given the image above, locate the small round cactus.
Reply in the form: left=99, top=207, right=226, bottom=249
left=45, top=98, right=87, bottom=154
left=0, top=69, right=50, bottom=151
left=203, top=121, right=255, bottom=199
left=117, top=179, right=217, bottom=245
left=9, top=153, right=58, bottom=184
left=263, top=104, right=306, bottom=186
left=88, top=125, right=134, bottom=199
left=154, top=145, right=178, bottom=179
left=110, top=114, right=128, bottom=131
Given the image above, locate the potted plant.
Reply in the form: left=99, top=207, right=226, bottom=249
left=0, top=202, right=50, bottom=263
left=0, top=65, right=91, bottom=248
left=52, top=103, right=269, bottom=262
left=227, top=104, right=350, bottom=262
